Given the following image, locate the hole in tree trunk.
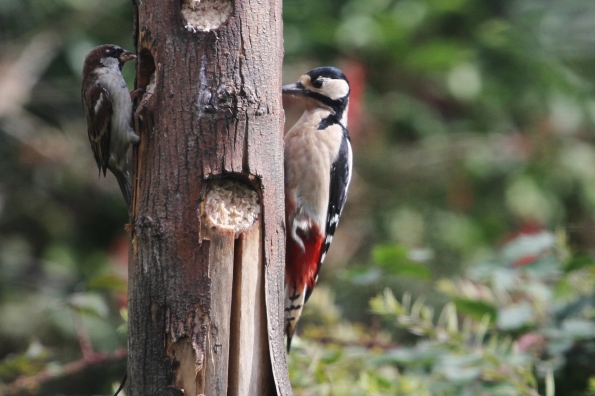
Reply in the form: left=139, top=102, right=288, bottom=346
left=137, top=48, right=156, bottom=94
left=204, top=179, right=260, bottom=233
left=182, top=0, right=233, bottom=33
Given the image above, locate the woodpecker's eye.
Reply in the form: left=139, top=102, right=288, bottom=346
left=312, top=79, right=323, bottom=89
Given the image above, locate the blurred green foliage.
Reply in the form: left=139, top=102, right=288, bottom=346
left=2, top=0, right=595, bottom=394
left=289, top=232, right=594, bottom=395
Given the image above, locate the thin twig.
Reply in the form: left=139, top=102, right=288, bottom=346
left=0, top=348, right=127, bottom=396
left=72, top=313, right=95, bottom=360
left=310, top=335, right=398, bottom=350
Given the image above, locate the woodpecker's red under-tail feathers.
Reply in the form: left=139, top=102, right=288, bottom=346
left=284, top=224, right=324, bottom=350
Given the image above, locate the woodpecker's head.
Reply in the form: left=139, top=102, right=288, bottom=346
left=282, top=67, right=350, bottom=119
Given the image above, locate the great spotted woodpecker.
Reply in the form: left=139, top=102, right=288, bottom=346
left=282, top=67, right=353, bottom=350
left=82, top=45, right=139, bottom=209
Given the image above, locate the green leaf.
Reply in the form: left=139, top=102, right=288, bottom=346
left=372, top=244, right=410, bottom=264
left=344, top=266, right=383, bottom=285
left=437, top=353, right=482, bottom=383
left=564, top=254, right=594, bottom=272
left=389, top=261, right=432, bottom=280
left=372, top=345, right=440, bottom=366
left=67, top=292, right=109, bottom=318
left=497, top=303, right=533, bottom=330
left=562, top=319, right=595, bottom=339
left=87, top=273, right=128, bottom=293
left=321, top=349, right=343, bottom=364
left=453, top=298, right=497, bottom=324
left=370, top=289, right=406, bottom=316
left=500, top=227, right=555, bottom=266
left=372, top=244, right=432, bottom=280
left=404, top=40, right=471, bottom=71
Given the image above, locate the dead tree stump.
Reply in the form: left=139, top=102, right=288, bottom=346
left=127, top=0, right=291, bottom=394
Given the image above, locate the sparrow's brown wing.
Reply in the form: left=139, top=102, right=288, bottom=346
left=83, top=83, right=112, bottom=176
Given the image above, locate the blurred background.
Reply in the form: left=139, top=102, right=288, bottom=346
left=2, top=0, right=595, bottom=394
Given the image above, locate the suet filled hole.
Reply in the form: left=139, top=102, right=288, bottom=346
left=182, top=0, right=233, bottom=33
left=204, top=179, right=260, bottom=232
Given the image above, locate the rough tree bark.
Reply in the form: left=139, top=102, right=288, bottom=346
left=127, top=0, right=291, bottom=394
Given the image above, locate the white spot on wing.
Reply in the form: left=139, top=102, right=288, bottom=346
left=320, top=252, right=327, bottom=263
left=345, top=139, right=353, bottom=199
left=94, top=93, right=104, bottom=114
left=290, top=217, right=309, bottom=252
left=330, top=214, right=339, bottom=225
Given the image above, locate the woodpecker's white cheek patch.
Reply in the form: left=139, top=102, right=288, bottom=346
left=323, top=79, right=349, bottom=100
left=182, top=0, right=232, bottom=32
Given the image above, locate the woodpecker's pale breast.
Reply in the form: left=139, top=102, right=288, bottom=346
left=285, top=107, right=344, bottom=228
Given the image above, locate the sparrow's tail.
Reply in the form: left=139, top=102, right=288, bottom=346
left=112, top=168, right=133, bottom=210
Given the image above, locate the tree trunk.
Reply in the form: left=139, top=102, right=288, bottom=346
left=127, top=0, right=291, bottom=394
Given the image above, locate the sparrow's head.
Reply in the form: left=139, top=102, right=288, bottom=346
left=282, top=67, right=350, bottom=114
left=83, top=44, right=136, bottom=75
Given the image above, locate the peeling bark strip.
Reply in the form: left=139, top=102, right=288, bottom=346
left=128, top=0, right=291, bottom=395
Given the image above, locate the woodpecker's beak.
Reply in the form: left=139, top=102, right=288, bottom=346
left=282, top=82, right=307, bottom=96
left=119, top=51, right=136, bottom=63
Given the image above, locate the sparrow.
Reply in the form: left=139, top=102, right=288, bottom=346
left=82, top=44, right=139, bottom=208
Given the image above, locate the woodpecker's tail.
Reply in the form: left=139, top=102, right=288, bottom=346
left=285, top=284, right=307, bottom=352
left=285, top=227, right=324, bottom=351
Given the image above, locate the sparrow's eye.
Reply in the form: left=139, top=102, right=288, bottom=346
left=312, top=79, right=323, bottom=89
left=106, top=47, right=121, bottom=57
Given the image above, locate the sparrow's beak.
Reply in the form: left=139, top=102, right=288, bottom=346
left=282, top=82, right=308, bottom=97
left=119, top=51, right=136, bottom=63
